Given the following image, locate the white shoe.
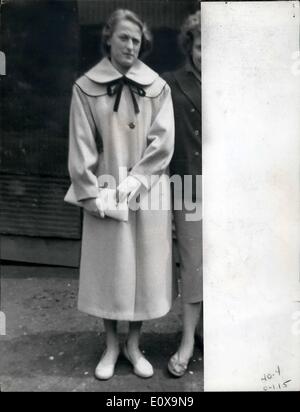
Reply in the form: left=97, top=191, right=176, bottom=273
left=94, top=349, right=119, bottom=380
left=123, top=343, right=154, bottom=378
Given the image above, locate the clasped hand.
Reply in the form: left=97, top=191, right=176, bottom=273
left=116, top=175, right=141, bottom=203
left=82, top=176, right=141, bottom=218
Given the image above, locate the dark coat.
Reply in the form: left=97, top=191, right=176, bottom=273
left=163, top=66, right=201, bottom=198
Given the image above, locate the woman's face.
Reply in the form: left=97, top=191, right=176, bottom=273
left=108, top=19, right=142, bottom=73
left=192, top=35, right=201, bottom=72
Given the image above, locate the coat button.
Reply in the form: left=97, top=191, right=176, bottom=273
left=191, top=108, right=195, bottom=113
left=194, top=151, right=200, bottom=156
left=194, top=130, right=200, bottom=136
left=128, top=122, right=136, bottom=129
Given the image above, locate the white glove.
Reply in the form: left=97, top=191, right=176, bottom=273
left=117, top=176, right=142, bottom=203
left=81, top=198, right=100, bottom=218
left=95, top=188, right=117, bottom=218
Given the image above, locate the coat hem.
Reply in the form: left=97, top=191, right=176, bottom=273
left=77, top=303, right=172, bottom=321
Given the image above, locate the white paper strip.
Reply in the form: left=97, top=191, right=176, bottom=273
left=202, top=1, right=300, bottom=391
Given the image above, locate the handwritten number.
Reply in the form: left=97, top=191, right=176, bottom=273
left=261, top=374, right=267, bottom=382
left=283, top=380, right=291, bottom=388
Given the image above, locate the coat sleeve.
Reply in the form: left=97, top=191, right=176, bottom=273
left=129, top=82, right=175, bottom=190
left=67, top=84, right=100, bottom=201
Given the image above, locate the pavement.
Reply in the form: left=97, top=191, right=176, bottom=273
left=0, top=265, right=203, bottom=392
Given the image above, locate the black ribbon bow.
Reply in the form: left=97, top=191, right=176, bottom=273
left=106, top=76, right=146, bottom=114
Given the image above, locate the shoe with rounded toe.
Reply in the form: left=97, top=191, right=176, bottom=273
left=123, top=343, right=154, bottom=378
left=167, top=352, right=191, bottom=378
left=94, top=350, right=119, bottom=380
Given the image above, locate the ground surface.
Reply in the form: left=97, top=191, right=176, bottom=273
left=0, top=266, right=203, bottom=392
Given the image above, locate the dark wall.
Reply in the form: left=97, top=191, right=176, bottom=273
left=0, top=0, right=79, bottom=177
left=78, top=0, right=199, bottom=75
left=0, top=0, right=199, bottom=177
left=0, top=0, right=198, bottom=239
left=0, top=0, right=81, bottom=239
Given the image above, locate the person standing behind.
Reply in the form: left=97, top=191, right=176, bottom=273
left=163, top=10, right=202, bottom=377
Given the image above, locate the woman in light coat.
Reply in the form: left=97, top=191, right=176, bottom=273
left=163, top=10, right=202, bottom=377
left=65, top=9, right=175, bottom=380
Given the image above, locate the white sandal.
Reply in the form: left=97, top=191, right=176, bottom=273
left=168, top=352, right=192, bottom=378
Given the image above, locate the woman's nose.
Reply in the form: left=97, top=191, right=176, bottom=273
left=126, top=39, right=133, bottom=50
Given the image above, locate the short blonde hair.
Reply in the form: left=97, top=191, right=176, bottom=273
left=179, top=10, right=201, bottom=57
left=101, top=9, right=153, bottom=59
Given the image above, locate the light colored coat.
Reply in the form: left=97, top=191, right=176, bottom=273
left=65, top=57, right=175, bottom=320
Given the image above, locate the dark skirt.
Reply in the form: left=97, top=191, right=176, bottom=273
left=173, top=196, right=202, bottom=303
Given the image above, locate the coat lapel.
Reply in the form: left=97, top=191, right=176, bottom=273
left=174, top=68, right=201, bottom=113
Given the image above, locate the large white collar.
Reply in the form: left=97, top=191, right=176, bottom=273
left=85, top=57, right=158, bottom=86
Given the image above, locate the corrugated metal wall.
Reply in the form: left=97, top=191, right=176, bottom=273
left=0, top=0, right=81, bottom=242
left=0, top=174, right=80, bottom=238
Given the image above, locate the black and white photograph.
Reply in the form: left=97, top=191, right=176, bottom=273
left=0, top=0, right=203, bottom=394
left=0, top=0, right=299, bottom=395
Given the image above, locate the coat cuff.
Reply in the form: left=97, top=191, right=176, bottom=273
left=129, top=171, right=151, bottom=191
left=74, top=184, right=99, bottom=201
left=65, top=183, right=99, bottom=207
